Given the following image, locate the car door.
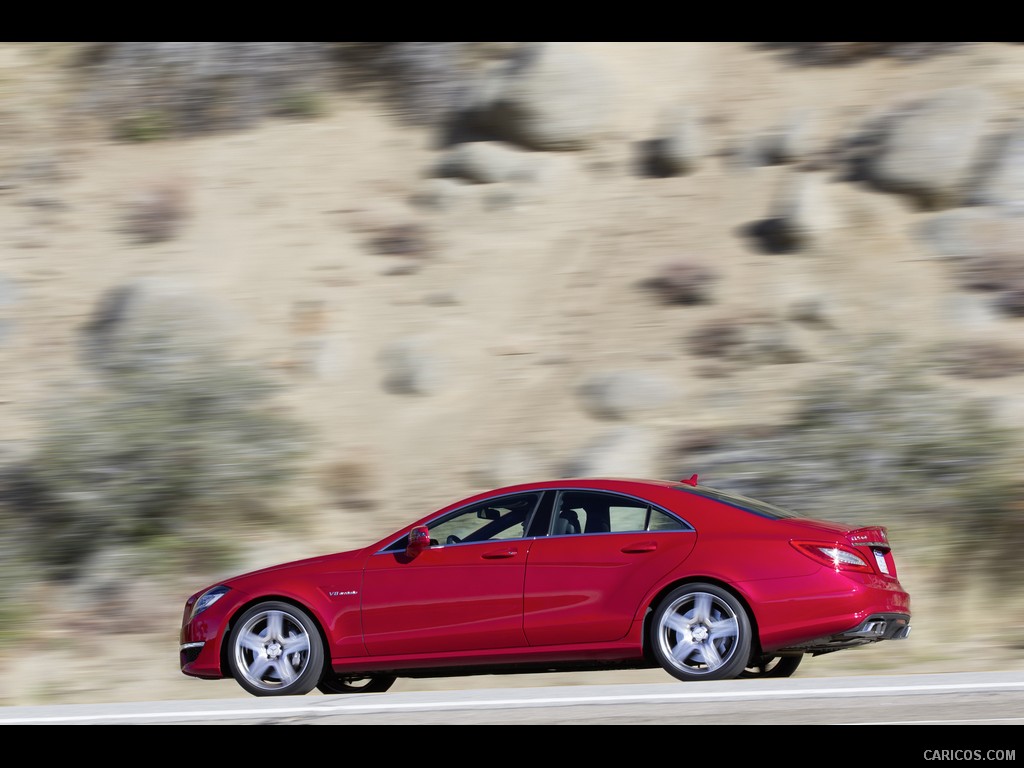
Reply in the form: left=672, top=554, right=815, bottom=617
left=360, top=493, right=540, bottom=656
left=523, top=490, right=697, bottom=646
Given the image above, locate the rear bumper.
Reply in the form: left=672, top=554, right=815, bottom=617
left=778, top=612, right=911, bottom=654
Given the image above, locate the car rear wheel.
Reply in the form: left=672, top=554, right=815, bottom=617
left=317, top=673, right=397, bottom=694
left=227, top=601, right=325, bottom=697
left=740, top=654, right=803, bottom=678
left=650, top=583, right=751, bottom=682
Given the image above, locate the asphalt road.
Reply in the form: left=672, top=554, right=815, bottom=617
left=2, top=671, right=1023, bottom=730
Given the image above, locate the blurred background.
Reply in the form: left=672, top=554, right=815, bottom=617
left=1, top=41, right=1023, bottom=705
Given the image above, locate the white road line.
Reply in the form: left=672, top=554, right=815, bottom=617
left=3, top=680, right=1024, bottom=724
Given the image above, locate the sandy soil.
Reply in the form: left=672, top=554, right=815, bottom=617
left=2, top=42, right=1024, bottom=706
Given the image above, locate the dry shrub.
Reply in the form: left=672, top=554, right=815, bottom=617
left=671, top=341, right=1024, bottom=585
left=368, top=223, right=435, bottom=258
left=320, top=459, right=376, bottom=510
left=687, top=314, right=803, bottom=365
left=122, top=180, right=189, bottom=244
left=763, top=42, right=975, bottom=66
left=933, top=340, right=1024, bottom=378
left=997, top=286, right=1024, bottom=317
left=952, top=253, right=1024, bottom=292
left=642, top=259, right=719, bottom=305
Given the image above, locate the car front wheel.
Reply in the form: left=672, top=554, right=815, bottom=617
left=317, top=674, right=397, bottom=694
left=227, top=601, right=325, bottom=697
left=650, top=583, right=752, bottom=682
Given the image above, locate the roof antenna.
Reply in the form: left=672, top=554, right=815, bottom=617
left=681, top=474, right=699, bottom=486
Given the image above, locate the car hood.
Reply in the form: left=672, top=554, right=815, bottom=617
left=223, top=547, right=365, bottom=585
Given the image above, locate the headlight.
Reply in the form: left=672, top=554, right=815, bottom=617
left=190, top=586, right=230, bottom=619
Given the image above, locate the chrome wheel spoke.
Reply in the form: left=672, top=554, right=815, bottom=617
left=670, top=636, right=700, bottom=663
left=280, top=632, right=311, bottom=657
left=275, top=658, right=298, bottom=683
left=691, top=593, right=713, bottom=623
left=664, top=611, right=692, bottom=636
left=699, top=637, right=724, bottom=669
left=239, top=630, right=267, bottom=655
left=265, top=611, right=286, bottom=640
left=247, top=655, right=274, bottom=681
left=708, top=614, right=738, bottom=641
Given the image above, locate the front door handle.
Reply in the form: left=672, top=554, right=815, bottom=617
left=482, top=548, right=518, bottom=559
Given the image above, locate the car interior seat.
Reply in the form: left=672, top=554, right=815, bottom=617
left=555, top=507, right=582, bottom=535
left=585, top=506, right=611, bottom=533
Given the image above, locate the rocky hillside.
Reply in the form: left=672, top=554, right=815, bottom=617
left=2, top=42, right=1024, bottom=705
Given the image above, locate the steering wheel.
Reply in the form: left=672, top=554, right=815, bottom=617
left=446, top=534, right=462, bottom=544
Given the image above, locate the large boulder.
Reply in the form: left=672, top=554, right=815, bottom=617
left=480, top=43, right=613, bottom=151
left=972, top=120, right=1024, bottom=208
left=577, top=370, right=677, bottom=420
left=80, top=277, right=238, bottom=375
left=866, top=87, right=996, bottom=210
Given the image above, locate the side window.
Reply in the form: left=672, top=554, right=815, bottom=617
left=552, top=490, right=689, bottom=535
left=608, top=503, right=649, bottom=532
left=647, top=507, right=686, bottom=531
left=427, top=493, right=540, bottom=545
left=608, top=503, right=686, bottom=532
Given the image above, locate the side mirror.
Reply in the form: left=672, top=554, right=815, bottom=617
left=406, top=525, right=430, bottom=557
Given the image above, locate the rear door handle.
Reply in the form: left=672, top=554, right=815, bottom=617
left=621, top=541, right=657, bottom=553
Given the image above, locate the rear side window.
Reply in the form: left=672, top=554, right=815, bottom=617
left=555, top=491, right=690, bottom=534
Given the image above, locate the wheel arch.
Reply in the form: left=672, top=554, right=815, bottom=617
left=640, top=577, right=764, bottom=665
left=218, top=594, right=333, bottom=681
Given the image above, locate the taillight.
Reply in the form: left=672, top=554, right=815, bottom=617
left=791, top=540, right=873, bottom=573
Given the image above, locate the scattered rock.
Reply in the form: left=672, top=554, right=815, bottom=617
left=563, top=426, right=661, bottom=478
left=577, top=370, right=677, bottom=420
left=378, top=336, right=443, bottom=395
left=644, top=105, right=705, bottom=176
left=751, top=170, right=839, bottom=253
left=409, top=177, right=474, bottom=211
left=435, top=140, right=546, bottom=184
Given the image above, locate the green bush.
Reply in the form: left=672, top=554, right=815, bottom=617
left=5, top=325, right=308, bottom=582
left=72, top=42, right=524, bottom=139
left=674, top=343, right=1024, bottom=584
left=76, top=42, right=338, bottom=138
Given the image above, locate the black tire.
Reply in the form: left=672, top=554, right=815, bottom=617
left=227, top=601, right=325, bottom=697
left=740, top=654, right=803, bottom=679
left=317, top=673, right=397, bottom=694
left=649, top=583, right=752, bottom=682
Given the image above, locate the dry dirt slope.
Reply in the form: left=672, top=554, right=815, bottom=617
left=2, top=42, right=1024, bottom=705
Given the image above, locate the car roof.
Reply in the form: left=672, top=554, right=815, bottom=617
left=454, top=477, right=690, bottom=503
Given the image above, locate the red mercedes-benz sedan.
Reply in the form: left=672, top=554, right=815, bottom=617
left=179, top=476, right=911, bottom=696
